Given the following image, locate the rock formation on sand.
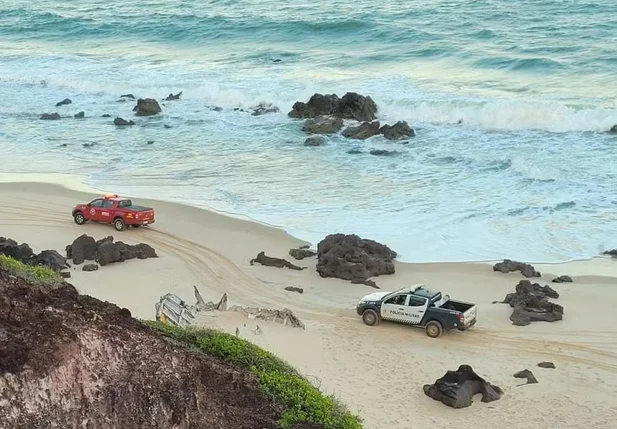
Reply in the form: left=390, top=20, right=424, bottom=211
left=0, top=237, right=68, bottom=272
left=514, top=369, right=538, bottom=384
left=552, top=275, right=572, bottom=283
left=289, top=248, right=317, bottom=260
left=134, top=98, right=162, bottom=116
left=316, top=234, right=396, bottom=281
left=341, top=121, right=381, bottom=140
left=66, top=234, right=157, bottom=266
left=302, top=116, right=344, bottom=134
left=0, top=269, right=314, bottom=429
left=423, top=365, right=503, bottom=408
left=493, top=259, right=541, bottom=278
left=284, top=286, right=304, bottom=294
left=114, top=117, right=135, bottom=126
left=40, top=112, right=61, bottom=120
left=538, top=361, right=556, bottom=369
left=499, top=280, right=563, bottom=326
left=250, top=251, right=307, bottom=270
left=289, top=92, right=378, bottom=122
left=379, top=121, right=415, bottom=140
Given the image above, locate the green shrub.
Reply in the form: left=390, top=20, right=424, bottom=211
left=146, top=321, right=362, bottom=429
left=0, top=254, right=63, bottom=285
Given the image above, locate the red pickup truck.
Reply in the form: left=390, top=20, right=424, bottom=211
left=72, top=194, right=155, bottom=231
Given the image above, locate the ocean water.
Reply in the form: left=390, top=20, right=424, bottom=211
left=1, top=0, right=617, bottom=262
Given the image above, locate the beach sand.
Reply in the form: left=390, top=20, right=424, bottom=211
left=1, top=180, right=616, bottom=429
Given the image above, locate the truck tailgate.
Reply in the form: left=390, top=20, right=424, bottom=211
left=463, top=305, right=477, bottom=327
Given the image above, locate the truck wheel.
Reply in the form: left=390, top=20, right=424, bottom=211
left=74, top=212, right=87, bottom=225
left=425, top=321, right=443, bottom=338
left=113, top=218, right=126, bottom=231
left=362, top=309, right=380, bottom=326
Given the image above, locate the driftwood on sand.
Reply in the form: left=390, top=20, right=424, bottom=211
left=250, top=251, right=307, bottom=271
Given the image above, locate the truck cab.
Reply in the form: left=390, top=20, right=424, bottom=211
left=356, top=285, right=477, bottom=338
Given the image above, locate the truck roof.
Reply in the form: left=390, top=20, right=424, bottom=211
left=392, top=284, right=441, bottom=300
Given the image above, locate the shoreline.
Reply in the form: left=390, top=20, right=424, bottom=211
left=0, top=172, right=612, bottom=268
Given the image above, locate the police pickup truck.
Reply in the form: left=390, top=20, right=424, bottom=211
left=356, top=285, right=477, bottom=338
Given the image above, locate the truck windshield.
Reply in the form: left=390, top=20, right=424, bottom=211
left=117, top=200, right=133, bottom=208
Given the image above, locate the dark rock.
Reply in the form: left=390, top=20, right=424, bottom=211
left=60, top=271, right=71, bottom=278
left=609, top=125, right=617, bottom=133
left=208, top=106, right=223, bottom=112
left=83, top=143, right=95, bottom=148
left=423, top=364, right=503, bottom=408
left=316, top=234, right=396, bottom=281
left=369, top=149, right=398, bottom=157
left=83, top=263, right=99, bottom=272
left=40, top=113, right=61, bottom=120
left=0, top=237, right=34, bottom=262
left=303, top=136, right=326, bottom=147
left=302, top=116, right=344, bottom=134
left=134, top=98, right=162, bottom=116
left=114, top=117, right=135, bottom=126
left=55, top=98, right=72, bottom=107
left=96, top=242, right=122, bottom=267
left=251, top=103, right=280, bottom=116
left=284, top=286, right=304, bottom=294
left=493, top=259, right=541, bottom=278
left=342, top=121, right=380, bottom=140
left=59, top=144, right=68, bottom=148
left=147, top=141, right=154, bottom=145
left=351, top=278, right=379, bottom=288
left=299, top=245, right=310, bottom=250
left=271, top=58, right=282, bottom=63
left=30, top=250, right=68, bottom=272
left=538, top=362, right=556, bottom=369
left=164, top=91, right=182, bottom=101
left=602, top=249, right=617, bottom=257
left=514, top=369, right=538, bottom=384
left=289, top=248, right=317, bottom=260
left=347, top=148, right=362, bottom=155
left=289, top=92, right=377, bottom=122
left=552, top=275, right=572, bottom=283
left=67, top=234, right=97, bottom=265
left=74, top=111, right=85, bottom=119
left=249, top=251, right=307, bottom=271
left=379, top=121, right=415, bottom=140
left=121, top=93, right=135, bottom=99
left=500, top=280, right=563, bottom=326
left=101, top=114, right=111, bottom=118
left=164, top=124, right=172, bottom=128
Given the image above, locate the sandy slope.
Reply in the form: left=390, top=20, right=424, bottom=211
left=1, top=180, right=616, bottom=429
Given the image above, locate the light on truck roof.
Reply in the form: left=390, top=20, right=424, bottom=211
left=104, top=194, right=119, bottom=199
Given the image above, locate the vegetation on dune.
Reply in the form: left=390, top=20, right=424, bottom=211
left=0, top=254, right=63, bottom=285
left=146, top=321, right=362, bottom=429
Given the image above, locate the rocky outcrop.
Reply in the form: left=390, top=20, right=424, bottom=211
left=134, top=98, right=162, bottom=116
left=0, top=269, right=312, bottom=429
left=602, top=249, right=617, bottom=257
left=304, top=136, right=326, bottom=146
left=114, top=117, right=135, bottom=126
left=499, top=280, right=563, bottom=326
left=289, top=248, right=317, bottom=260
left=514, top=369, right=538, bottom=384
left=423, top=365, right=503, bottom=408
left=102, top=114, right=112, bottom=118
left=66, top=235, right=157, bottom=267
left=74, top=111, right=85, bottom=119
left=289, top=92, right=377, bottom=122
left=538, top=361, right=556, bottom=369
left=379, top=121, right=414, bottom=140
left=609, top=125, right=617, bottom=133
left=552, top=275, right=572, bottom=283
left=342, top=121, right=380, bottom=140
left=40, top=113, right=61, bottom=120
left=121, top=93, right=135, bottom=99
left=316, top=234, right=396, bottom=281
left=164, top=91, right=182, bottom=101
left=251, top=102, right=279, bottom=116
left=250, top=251, right=306, bottom=271
left=302, top=117, right=344, bottom=134
left=55, top=98, right=72, bottom=107
left=493, top=259, right=541, bottom=278
left=284, top=286, right=304, bottom=294
left=369, top=149, right=398, bottom=157
left=83, top=263, right=99, bottom=272
left=0, top=237, right=67, bottom=272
